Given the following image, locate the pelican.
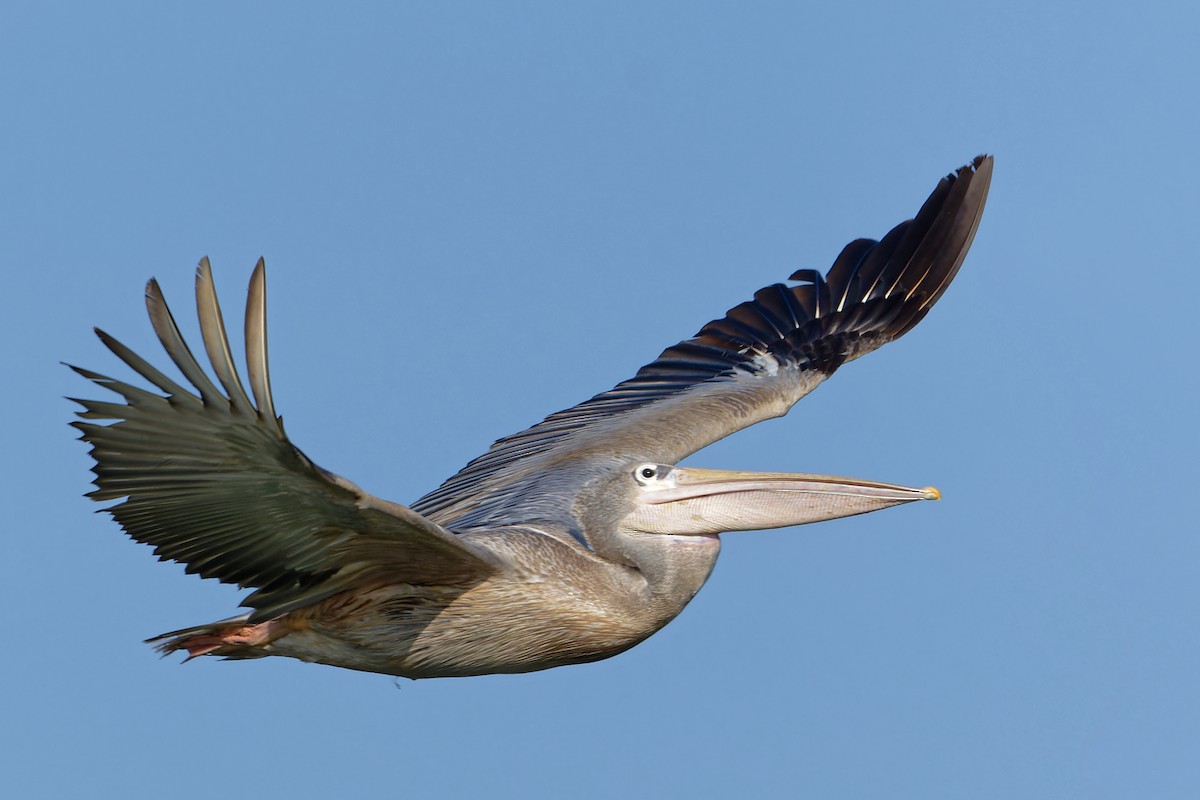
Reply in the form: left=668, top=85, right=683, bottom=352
left=72, top=156, right=991, bottom=678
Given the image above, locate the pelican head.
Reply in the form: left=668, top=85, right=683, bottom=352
left=558, top=460, right=938, bottom=621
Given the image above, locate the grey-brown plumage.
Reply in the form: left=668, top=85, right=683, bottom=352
left=72, top=156, right=992, bottom=678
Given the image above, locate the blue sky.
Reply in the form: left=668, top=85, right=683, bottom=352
left=3, top=2, right=1197, bottom=798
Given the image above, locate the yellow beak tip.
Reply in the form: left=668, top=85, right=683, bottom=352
left=923, top=486, right=942, bottom=501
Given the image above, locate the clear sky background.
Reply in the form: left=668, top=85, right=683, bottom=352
left=3, top=2, right=1197, bottom=798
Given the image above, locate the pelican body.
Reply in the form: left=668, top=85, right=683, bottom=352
left=73, top=157, right=991, bottom=678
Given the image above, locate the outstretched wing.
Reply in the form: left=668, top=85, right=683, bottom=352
left=413, top=156, right=992, bottom=529
left=72, top=259, right=496, bottom=621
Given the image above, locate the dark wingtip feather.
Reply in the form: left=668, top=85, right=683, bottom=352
left=688, top=154, right=992, bottom=372
left=814, top=154, right=992, bottom=350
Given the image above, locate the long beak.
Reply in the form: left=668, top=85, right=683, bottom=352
left=625, top=466, right=940, bottom=535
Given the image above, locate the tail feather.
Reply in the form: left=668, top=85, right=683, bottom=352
left=147, top=614, right=285, bottom=661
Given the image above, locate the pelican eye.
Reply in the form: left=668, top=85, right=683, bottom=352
left=634, top=464, right=658, bottom=483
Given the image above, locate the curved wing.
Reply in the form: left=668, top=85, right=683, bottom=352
left=72, top=259, right=496, bottom=621
left=413, top=156, right=992, bottom=528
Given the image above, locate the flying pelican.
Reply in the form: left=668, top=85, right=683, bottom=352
left=72, top=156, right=991, bottom=678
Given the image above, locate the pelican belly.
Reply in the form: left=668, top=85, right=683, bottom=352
left=259, top=582, right=648, bottom=678
left=265, top=532, right=720, bottom=678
